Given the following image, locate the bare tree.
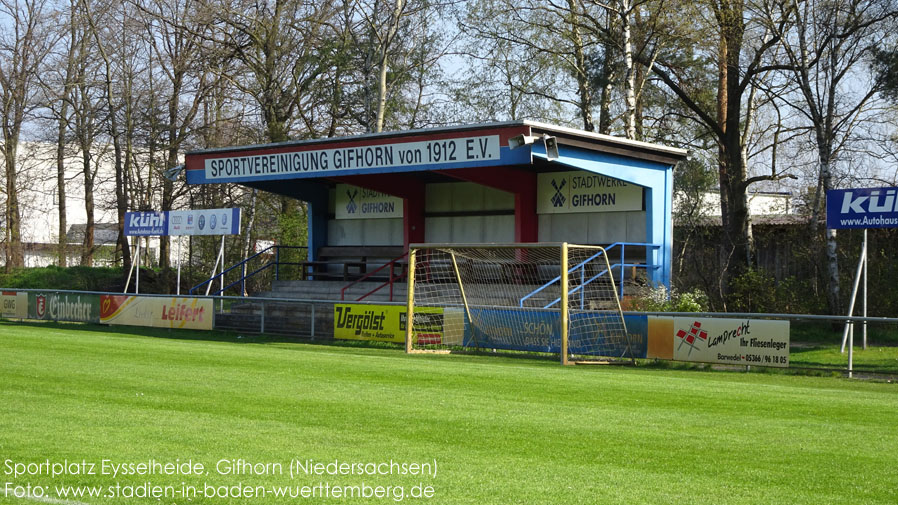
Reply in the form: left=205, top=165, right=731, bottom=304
left=80, top=0, right=137, bottom=271
left=459, top=0, right=601, bottom=128
left=639, top=0, right=795, bottom=301
left=38, top=0, right=80, bottom=267
left=0, top=0, right=55, bottom=270
left=133, top=0, right=217, bottom=269
left=767, top=0, right=897, bottom=314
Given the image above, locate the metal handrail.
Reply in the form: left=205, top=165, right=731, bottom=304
left=340, top=252, right=409, bottom=302
left=188, top=245, right=308, bottom=296
left=519, top=242, right=661, bottom=308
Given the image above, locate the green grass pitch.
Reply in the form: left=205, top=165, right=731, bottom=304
left=1, top=320, right=897, bottom=505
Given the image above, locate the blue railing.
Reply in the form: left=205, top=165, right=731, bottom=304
left=188, top=245, right=307, bottom=296
left=519, top=242, right=661, bottom=309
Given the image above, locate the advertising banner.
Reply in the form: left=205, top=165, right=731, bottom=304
left=100, top=295, right=213, bottom=330
left=672, top=317, right=789, bottom=367
left=125, top=208, right=241, bottom=236
left=467, top=308, right=561, bottom=352
left=28, top=292, right=100, bottom=323
left=1, top=291, right=27, bottom=318
left=124, top=211, right=167, bottom=236
left=335, top=184, right=404, bottom=220
left=537, top=171, right=642, bottom=214
left=334, top=304, right=460, bottom=344
left=464, top=309, right=648, bottom=357
left=169, top=208, right=241, bottom=236
left=204, top=135, right=501, bottom=182
left=826, top=187, right=898, bottom=229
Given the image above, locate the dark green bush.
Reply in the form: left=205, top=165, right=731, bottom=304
left=0, top=265, right=125, bottom=291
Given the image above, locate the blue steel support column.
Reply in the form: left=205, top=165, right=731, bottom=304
left=246, top=180, right=330, bottom=262
left=293, top=185, right=329, bottom=261
left=535, top=146, right=674, bottom=290
left=663, top=167, right=673, bottom=287
left=643, top=170, right=673, bottom=288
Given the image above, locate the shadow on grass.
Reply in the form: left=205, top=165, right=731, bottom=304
left=5, top=319, right=897, bottom=379
left=0, top=318, right=403, bottom=352
left=792, top=321, right=898, bottom=346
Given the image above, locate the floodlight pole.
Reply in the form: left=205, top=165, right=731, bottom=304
left=841, top=236, right=867, bottom=352
left=123, top=236, right=136, bottom=293
left=206, top=240, right=223, bottom=296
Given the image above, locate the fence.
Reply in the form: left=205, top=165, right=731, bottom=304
left=1, top=288, right=896, bottom=377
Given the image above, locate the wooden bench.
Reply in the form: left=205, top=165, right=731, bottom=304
left=302, top=246, right=405, bottom=281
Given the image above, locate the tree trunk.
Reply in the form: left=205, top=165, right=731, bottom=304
left=56, top=114, right=68, bottom=267
left=715, top=1, right=751, bottom=302
left=83, top=1, right=131, bottom=274
left=81, top=149, right=94, bottom=267
left=819, top=153, right=840, bottom=314
left=374, top=0, right=405, bottom=133
left=621, top=0, right=637, bottom=140
left=598, top=38, right=615, bottom=135
left=4, top=143, right=23, bottom=271
left=568, top=0, right=594, bottom=132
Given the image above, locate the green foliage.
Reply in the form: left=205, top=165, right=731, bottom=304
left=726, top=269, right=775, bottom=312
left=276, top=203, right=308, bottom=247
left=673, top=157, right=717, bottom=223
left=275, top=201, right=309, bottom=278
left=630, top=285, right=709, bottom=312
left=726, top=270, right=826, bottom=314
left=872, top=46, right=898, bottom=103
left=0, top=265, right=124, bottom=291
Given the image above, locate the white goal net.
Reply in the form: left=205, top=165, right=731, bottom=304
left=405, top=243, right=632, bottom=363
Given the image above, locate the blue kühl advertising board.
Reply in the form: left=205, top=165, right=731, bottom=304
left=124, top=211, right=167, bottom=236
left=125, top=208, right=241, bottom=237
left=827, top=187, right=898, bottom=230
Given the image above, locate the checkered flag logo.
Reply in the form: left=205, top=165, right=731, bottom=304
left=676, top=321, right=708, bottom=356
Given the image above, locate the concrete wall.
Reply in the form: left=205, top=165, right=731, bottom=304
left=327, top=182, right=517, bottom=246
left=326, top=181, right=648, bottom=246
left=537, top=211, right=647, bottom=244
left=327, top=218, right=404, bottom=246
left=326, top=186, right=404, bottom=245
left=424, top=182, right=514, bottom=243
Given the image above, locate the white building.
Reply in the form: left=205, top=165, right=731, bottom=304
left=4, top=142, right=161, bottom=267
left=674, top=190, right=793, bottom=218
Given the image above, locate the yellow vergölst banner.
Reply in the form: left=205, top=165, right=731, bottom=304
left=334, top=304, right=462, bottom=344
left=100, top=295, right=213, bottom=330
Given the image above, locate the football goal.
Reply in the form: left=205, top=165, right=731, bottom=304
left=404, top=243, right=632, bottom=364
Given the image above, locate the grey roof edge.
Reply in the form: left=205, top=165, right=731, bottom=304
left=523, top=120, right=689, bottom=159
left=186, top=120, right=689, bottom=161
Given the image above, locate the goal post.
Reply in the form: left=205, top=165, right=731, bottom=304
left=405, top=243, right=632, bottom=364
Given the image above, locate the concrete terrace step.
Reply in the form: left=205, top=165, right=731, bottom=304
left=217, top=301, right=334, bottom=337
left=259, top=278, right=642, bottom=305
left=265, top=279, right=407, bottom=302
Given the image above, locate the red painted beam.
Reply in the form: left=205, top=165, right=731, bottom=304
left=328, top=174, right=425, bottom=248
